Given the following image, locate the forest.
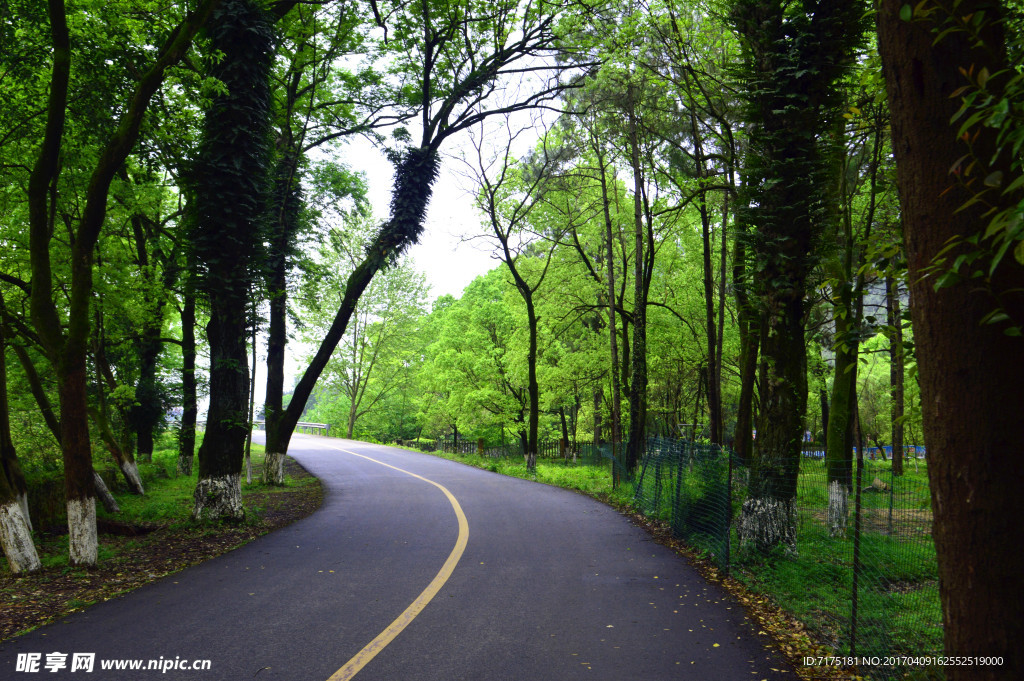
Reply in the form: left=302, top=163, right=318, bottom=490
left=1, top=0, right=1022, bottom=677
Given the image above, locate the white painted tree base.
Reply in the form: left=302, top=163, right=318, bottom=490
left=263, top=451, right=285, bottom=486
left=68, top=497, right=98, bottom=567
left=192, top=473, right=243, bottom=520
left=17, top=492, right=31, bottom=534
left=121, top=460, right=145, bottom=495
left=0, top=500, right=41, bottom=573
left=827, top=480, right=849, bottom=537
left=739, top=495, right=797, bottom=553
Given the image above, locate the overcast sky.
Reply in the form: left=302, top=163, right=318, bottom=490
left=346, top=136, right=498, bottom=300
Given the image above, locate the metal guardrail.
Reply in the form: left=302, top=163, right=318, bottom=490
left=252, top=420, right=330, bottom=436
left=196, top=420, right=331, bottom=436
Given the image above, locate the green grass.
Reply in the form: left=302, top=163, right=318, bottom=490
left=4, top=434, right=317, bottom=574
left=413, top=447, right=635, bottom=506
left=99, top=439, right=260, bottom=526
left=732, top=520, right=943, bottom=678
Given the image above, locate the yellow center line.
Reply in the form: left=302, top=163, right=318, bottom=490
left=325, top=446, right=469, bottom=681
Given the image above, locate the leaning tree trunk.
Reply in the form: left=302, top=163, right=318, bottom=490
left=265, top=147, right=440, bottom=477
left=877, top=2, right=1024, bottom=676
left=0, top=460, right=39, bottom=575
left=92, top=316, right=145, bottom=494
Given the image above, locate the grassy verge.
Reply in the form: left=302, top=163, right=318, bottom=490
left=0, top=436, right=322, bottom=640
left=421, top=448, right=635, bottom=507
left=414, top=446, right=923, bottom=681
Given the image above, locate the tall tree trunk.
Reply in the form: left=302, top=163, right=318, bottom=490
left=128, top=209, right=170, bottom=465
left=886, top=273, right=904, bottom=477
left=191, top=0, right=274, bottom=520
left=523, top=292, right=540, bottom=471
left=732, top=233, right=758, bottom=463
left=597, top=146, right=622, bottom=471
left=262, top=154, right=303, bottom=484
left=244, top=316, right=256, bottom=485
left=732, top=0, right=864, bottom=553
left=825, top=238, right=864, bottom=536
left=825, top=312, right=857, bottom=536
left=877, top=3, right=1024, bottom=674
left=691, top=109, right=723, bottom=445
left=29, top=0, right=97, bottom=568
left=177, top=282, right=197, bottom=476
left=625, top=92, right=649, bottom=474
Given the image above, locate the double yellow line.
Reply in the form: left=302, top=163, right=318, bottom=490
left=326, top=446, right=469, bottom=681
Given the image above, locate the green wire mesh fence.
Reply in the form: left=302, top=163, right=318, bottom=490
left=632, top=438, right=942, bottom=680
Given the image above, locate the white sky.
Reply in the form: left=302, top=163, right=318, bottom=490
left=344, top=136, right=498, bottom=300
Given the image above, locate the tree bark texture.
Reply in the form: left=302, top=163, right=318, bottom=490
left=193, top=298, right=249, bottom=520
left=877, top=2, right=1024, bottom=676
left=262, top=154, right=302, bottom=484
left=732, top=234, right=758, bottom=463
left=825, top=293, right=859, bottom=536
left=177, top=286, right=197, bottom=476
left=599, top=151, right=622, bottom=466
left=625, top=95, right=650, bottom=475
left=191, top=0, right=274, bottom=518
left=732, top=0, right=864, bottom=553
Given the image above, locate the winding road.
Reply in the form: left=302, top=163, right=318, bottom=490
left=1, top=435, right=794, bottom=680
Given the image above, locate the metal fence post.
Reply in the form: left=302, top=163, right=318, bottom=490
left=725, top=446, right=732, bottom=574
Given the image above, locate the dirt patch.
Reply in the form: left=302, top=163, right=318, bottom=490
left=0, top=457, right=322, bottom=642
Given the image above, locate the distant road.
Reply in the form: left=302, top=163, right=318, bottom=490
left=1, top=435, right=794, bottom=680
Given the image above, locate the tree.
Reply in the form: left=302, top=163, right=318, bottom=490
left=189, top=0, right=275, bottom=520
left=876, top=1, right=1024, bottom=675
left=261, top=0, right=580, bottom=475
left=467, top=117, right=566, bottom=470
left=21, top=0, right=219, bottom=565
left=824, top=100, right=888, bottom=535
left=730, top=0, right=866, bottom=551
left=300, top=228, right=428, bottom=440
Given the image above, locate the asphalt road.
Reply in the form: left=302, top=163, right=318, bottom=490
left=1, top=436, right=795, bottom=680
